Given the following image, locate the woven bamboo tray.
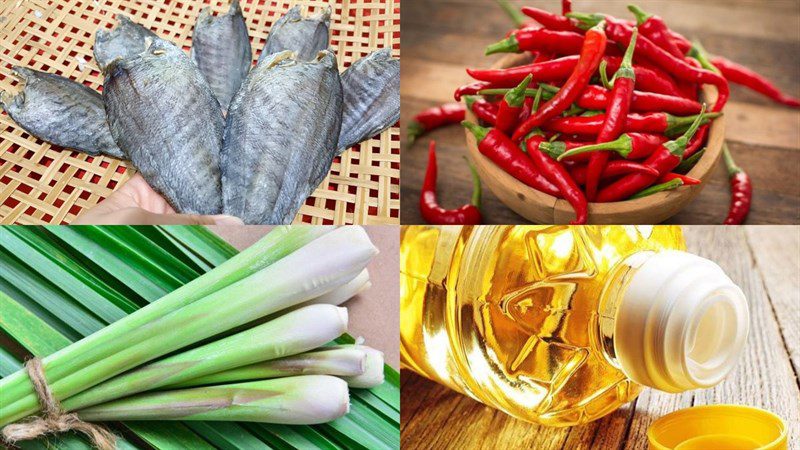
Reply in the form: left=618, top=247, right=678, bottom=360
left=0, top=0, right=400, bottom=225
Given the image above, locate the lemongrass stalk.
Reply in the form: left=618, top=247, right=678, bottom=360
left=167, top=346, right=368, bottom=389
left=342, top=346, right=385, bottom=388
left=303, top=269, right=371, bottom=306
left=1, top=227, right=376, bottom=426
left=62, top=304, right=348, bottom=411
left=76, top=376, right=350, bottom=425
left=0, top=226, right=332, bottom=409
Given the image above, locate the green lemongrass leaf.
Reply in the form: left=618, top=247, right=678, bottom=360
left=96, top=226, right=201, bottom=283
left=160, top=226, right=239, bottom=267
left=63, top=304, right=349, bottom=411
left=1, top=228, right=375, bottom=426
left=0, top=347, right=21, bottom=376
left=353, top=390, right=400, bottom=424
left=46, top=227, right=174, bottom=301
left=0, top=291, right=74, bottom=354
left=150, top=228, right=216, bottom=273
left=183, top=422, right=271, bottom=450
left=76, top=377, right=350, bottom=424
left=0, top=274, right=79, bottom=341
left=244, top=423, right=340, bottom=450
left=0, top=227, right=334, bottom=415
left=0, top=227, right=138, bottom=315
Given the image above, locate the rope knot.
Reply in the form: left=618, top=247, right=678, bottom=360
left=1, top=358, right=117, bottom=450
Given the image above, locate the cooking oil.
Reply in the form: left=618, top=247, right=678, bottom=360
left=400, top=225, right=749, bottom=426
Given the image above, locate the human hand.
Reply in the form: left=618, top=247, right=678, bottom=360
left=73, top=174, right=243, bottom=225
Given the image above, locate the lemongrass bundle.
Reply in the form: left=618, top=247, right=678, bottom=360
left=342, top=346, right=385, bottom=388
left=0, top=226, right=332, bottom=410
left=169, top=345, right=372, bottom=388
left=0, top=226, right=377, bottom=426
left=63, top=304, right=348, bottom=411
left=76, top=376, right=350, bottom=425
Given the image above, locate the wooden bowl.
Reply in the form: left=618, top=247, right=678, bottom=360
left=464, top=53, right=726, bottom=224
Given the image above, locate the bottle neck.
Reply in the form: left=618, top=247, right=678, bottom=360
left=598, top=250, right=749, bottom=393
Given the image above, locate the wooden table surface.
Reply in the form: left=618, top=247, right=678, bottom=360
left=400, top=0, right=800, bottom=224
left=400, top=226, right=800, bottom=449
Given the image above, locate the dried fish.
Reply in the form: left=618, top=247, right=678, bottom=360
left=338, top=48, right=400, bottom=153
left=222, top=50, right=343, bottom=224
left=0, top=67, right=124, bottom=158
left=259, top=6, right=330, bottom=62
left=191, top=0, right=251, bottom=112
left=104, top=38, right=224, bottom=215
left=94, top=14, right=158, bottom=72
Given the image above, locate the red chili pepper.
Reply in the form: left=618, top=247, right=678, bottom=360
left=496, top=75, right=532, bottom=134
left=562, top=0, right=572, bottom=15
left=722, top=144, right=752, bottom=224
left=465, top=96, right=499, bottom=126
left=542, top=111, right=719, bottom=137
left=577, top=85, right=701, bottom=114
left=586, top=28, right=638, bottom=201
left=468, top=55, right=681, bottom=97
left=658, top=172, right=701, bottom=186
left=710, top=56, right=800, bottom=108
left=570, top=160, right=660, bottom=184
left=627, top=5, right=684, bottom=58
left=595, top=105, right=707, bottom=202
left=485, top=28, right=588, bottom=56
left=467, top=55, right=580, bottom=85
left=555, top=132, right=668, bottom=160
left=682, top=124, right=709, bottom=159
left=521, top=7, right=580, bottom=32
left=571, top=15, right=729, bottom=112
left=603, top=56, right=683, bottom=97
left=407, top=103, right=466, bottom=146
left=462, top=121, right=561, bottom=197
left=526, top=133, right=587, bottom=224
left=455, top=81, right=495, bottom=101
left=420, top=141, right=483, bottom=225
left=518, top=96, right=534, bottom=123
left=512, top=21, right=608, bottom=141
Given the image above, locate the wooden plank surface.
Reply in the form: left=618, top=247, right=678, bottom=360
left=400, top=226, right=800, bottom=449
left=400, top=0, right=800, bottom=224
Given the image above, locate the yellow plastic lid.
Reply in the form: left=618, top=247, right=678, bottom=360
left=648, top=405, right=787, bottom=450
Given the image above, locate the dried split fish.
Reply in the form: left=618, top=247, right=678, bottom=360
left=104, top=38, right=224, bottom=215
left=94, top=14, right=158, bottom=72
left=259, top=6, right=330, bottom=63
left=338, top=48, right=400, bottom=153
left=191, top=0, right=252, bottom=113
left=0, top=67, right=124, bottom=158
left=222, top=50, right=343, bottom=224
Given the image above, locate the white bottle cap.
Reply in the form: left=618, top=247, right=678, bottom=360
left=614, top=250, right=749, bottom=393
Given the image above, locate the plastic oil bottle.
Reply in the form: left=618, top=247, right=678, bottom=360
left=400, top=225, right=749, bottom=426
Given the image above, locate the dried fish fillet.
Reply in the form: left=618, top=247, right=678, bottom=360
left=104, top=38, right=224, bottom=215
left=222, top=50, right=343, bottom=224
left=338, top=48, right=400, bottom=153
left=0, top=67, right=124, bottom=158
left=191, top=0, right=252, bottom=112
left=259, top=6, right=330, bottom=62
left=94, top=14, right=158, bottom=72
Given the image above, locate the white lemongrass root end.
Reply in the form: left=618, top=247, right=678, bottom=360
left=342, top=346, right=384, bottom=388
left=307, top=268, right=370, bottom=307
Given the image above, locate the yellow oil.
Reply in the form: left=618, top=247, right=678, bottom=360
left=400, top=225, right=687, bottom=426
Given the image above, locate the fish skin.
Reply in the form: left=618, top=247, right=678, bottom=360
left=191, top=0, right=252, bottom=113
left=0, top=67, right=125, bottom=158
left=259, top=6, right=330, bottom=62
left=222, top=50, right=343, bottom=224
left=338, top=48, right=400, bottom=154
left=104, top=38, right=224, bottom=215
left=94, top=14, right=158, bottom=72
